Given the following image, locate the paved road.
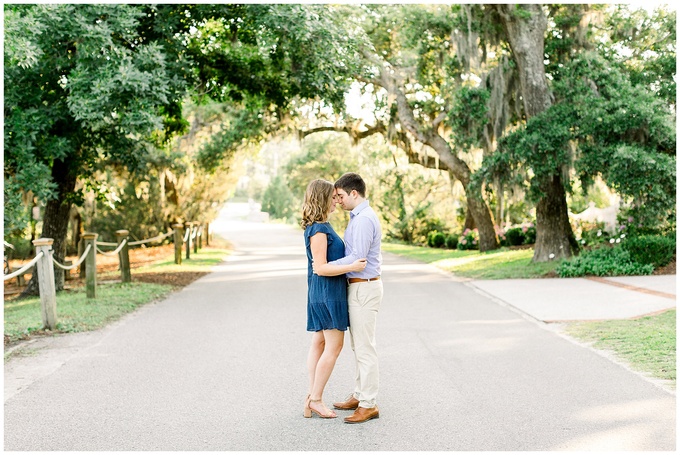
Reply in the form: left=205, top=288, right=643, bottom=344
left=4, top=204, right=676, bottom=450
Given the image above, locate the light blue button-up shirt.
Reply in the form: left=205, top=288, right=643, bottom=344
left=329, top=200, right=382, bottom=279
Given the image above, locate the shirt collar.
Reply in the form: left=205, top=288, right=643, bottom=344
left=350, top=200, right=369, bottom=219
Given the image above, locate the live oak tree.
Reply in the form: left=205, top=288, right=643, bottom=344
left=5, top=4, right=364, bottom=294
left=477, top=4, right=676, bottom=254
left=488, top=4, right=579, bottom=261
left=301, top=5, right=503, bottom=251
left=5, top=4, right=187, bottom=293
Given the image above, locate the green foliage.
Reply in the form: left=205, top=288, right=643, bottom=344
left=196, top=105, right=264, bottom=173
left=3, top=181, right=31, bottom=238
left=457, top=228, right=479, bottom=250
left=556, top=246, right=654, bottom=277
left=621, top=235, right=676, bottom=268
left=568, top=180, right=613, bottom=214
left=187, top=4, right=363, bottom=111
left=261, top=175, right=296, bottom=221
left=523, top=225, right=537, bottom=244
left=604, top=5, right=676, bottom=106
left=445, top=233, right=459, bottom=249
left=378, top=171, right=447, bottom=245
left=427, top=231, right=446, bottom=248
left=571, top=219, right=610, bottom=247
left=478, top=51, right=675, bottom=233
left=4, top=4, right=187, bottom=227
left=505, top=227, right=525, bottom=246
left=87, top=172, right=170, bottom=244
left=447, top=86, right=491, bottom=151
left=80, top=99, right=242, bottom=242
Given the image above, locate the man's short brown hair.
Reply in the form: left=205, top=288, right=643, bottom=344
left=335, top=172, right=366, bottom=198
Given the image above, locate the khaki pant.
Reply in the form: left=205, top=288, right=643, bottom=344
left=348, top=280, right=383, bottom=408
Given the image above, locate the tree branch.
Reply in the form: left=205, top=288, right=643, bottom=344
left=297, top=123, right=386, bottom=145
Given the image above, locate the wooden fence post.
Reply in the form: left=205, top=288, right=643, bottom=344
left=173, top=224, right=183, bottom=265
left=115, top=229, right=131, bottom=283
left=83, top=233, right=97, bottom=299
left=78, top=238, right=86, bottom=278
left=193, top=224, right=199, bottom=254
left=185, top=222, right=192, bottom=260
left=32, top=238, right=57, bottom=330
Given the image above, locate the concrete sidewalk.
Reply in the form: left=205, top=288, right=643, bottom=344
left=469, top=274, right=676, bottom=322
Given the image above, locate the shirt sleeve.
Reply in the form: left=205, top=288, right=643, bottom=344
left=328, top=216, right=373, bottom=265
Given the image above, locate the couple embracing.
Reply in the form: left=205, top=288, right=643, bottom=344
left=301, top=172, right=383, bottom=424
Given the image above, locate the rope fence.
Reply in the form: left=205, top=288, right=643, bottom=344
left=96, top=239, right=127, bottom=256
left=2, top=221, right=212, bottom=331
left=52, top=244, right=91, bottom=270
left=128, top=230, right=173, bottom=246
left=3, top=251, right=45, bottom=280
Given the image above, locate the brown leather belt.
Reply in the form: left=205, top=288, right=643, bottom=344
left=348, top=276, right=381, bottom=284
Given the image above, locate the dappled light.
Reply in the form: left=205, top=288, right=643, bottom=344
left=3, top=2, right=675, bottom=451
left=554, top=398, right=676, bottom=451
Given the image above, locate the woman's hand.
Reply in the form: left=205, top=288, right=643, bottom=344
left=351, top=258, right=367, bottom=272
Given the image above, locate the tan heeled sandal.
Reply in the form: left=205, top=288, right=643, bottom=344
left=303, top=395, right=312, bottom=418
left=307, top=399, right=337, bottom=419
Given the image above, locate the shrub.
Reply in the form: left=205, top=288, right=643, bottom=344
left=571, top=219, right=609, bottom=247
left=622, top=234, right=676, bottom=268
left=445, top=233, right=459, bottom=249
left=523, top=225, right=537, bottom=244
left=457, top=228, right=479, bottom=250
left=426, top=231, right=438, bottom=247
left=505, top=227, right=526, bottom=246
left=556, top=246, right=654, bottom=277
left=427, top=231, right=446, bottom=248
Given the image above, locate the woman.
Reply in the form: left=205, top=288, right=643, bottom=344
left=301, top=179, right=366, bottom=419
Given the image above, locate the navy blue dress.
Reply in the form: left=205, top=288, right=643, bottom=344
left=304, top=222, right=349, bottom=332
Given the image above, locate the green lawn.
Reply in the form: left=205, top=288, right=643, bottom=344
left=565, top=310, right=676, bottom=387
left=4, top=242, right=231, bottom=349
left=382, top=242, right=558, bottom=279
left=4, top=282, right=173, bottom=344
left=129, top=248, right=231, bottom=274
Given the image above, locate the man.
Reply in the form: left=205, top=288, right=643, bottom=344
left=327, top=172, right=383, bottom=424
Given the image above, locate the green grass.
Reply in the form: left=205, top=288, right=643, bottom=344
left=4, top=282, right=173, bottom=343
left=5, top=241, right=232, bottom=347
left=565, top=310, right=676, bottom=386
left=382, top=242, right=558, bottom=279
left=131, top=248, right=231, bottom=274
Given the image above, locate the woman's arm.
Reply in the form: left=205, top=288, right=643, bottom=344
left=310, top=232, right=366, bottom=277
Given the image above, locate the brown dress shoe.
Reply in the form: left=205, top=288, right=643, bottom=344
left=333, top=394, right=360, bottom=410
left=344, top=406, right=379, bottom=424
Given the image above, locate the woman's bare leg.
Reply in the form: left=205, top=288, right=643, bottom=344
left=309, top=329, right=344, bottom=416
left=307, top=331, right=325, bottom=395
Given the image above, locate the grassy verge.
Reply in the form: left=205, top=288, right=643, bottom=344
left=382, top=242, right=558, bottom=279
left=565, top=310, right=676, bottom=388
left=384, top=241, right=675, bottom=387
left=4, top=282, right=173, bottom=344
left=4, top=239, right=232, bottom=349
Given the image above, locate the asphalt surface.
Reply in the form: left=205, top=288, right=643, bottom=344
left=4, top=203, right=676, bottom=451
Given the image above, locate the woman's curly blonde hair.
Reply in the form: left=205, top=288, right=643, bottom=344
left=301, top=179, right=334, bottom=229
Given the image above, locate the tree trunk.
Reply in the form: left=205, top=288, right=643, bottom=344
left=21, top=160, right=77, bottom=296
left=464, top=189, right=497, bottom=251
left=381, top=70, right=499, bottom=251
left=533, top=175, right=579, bottom=260
left=494, top=4, right=576, bottom=262
left=463, top=205, right=476, bottom=231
